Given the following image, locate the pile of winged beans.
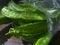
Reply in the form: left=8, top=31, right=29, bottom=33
left=1, top=0, right=52, bottom=45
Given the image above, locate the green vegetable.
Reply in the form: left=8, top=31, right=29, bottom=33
left=8, top=1, right=26, bottom=11
left=1, top=7, right=46, bottom=20
left=1, top=0, right=51, bottom=43
left=8, top=0, right=37, bottom=11
left=34, top=34, right=51, bottom=45
left=12, top=18, right=46, bottom=26
left=6, top=21, right=48, bottom=40
left=0, top=15, right=11, bottom=24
